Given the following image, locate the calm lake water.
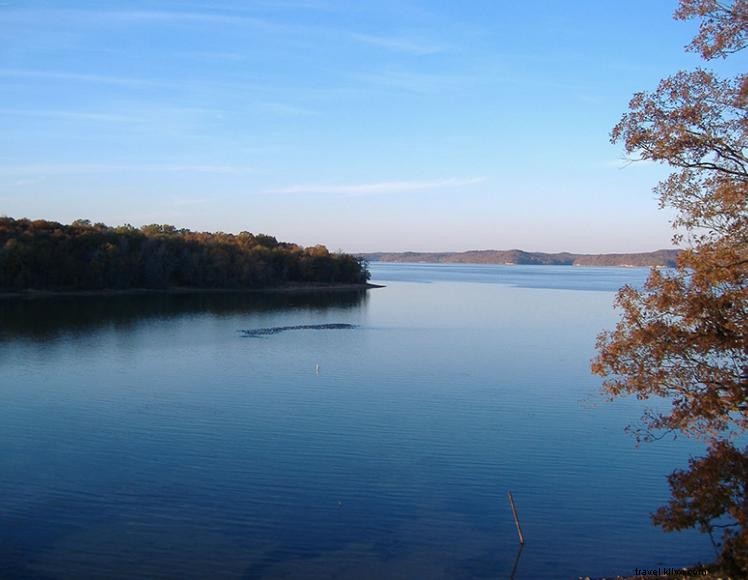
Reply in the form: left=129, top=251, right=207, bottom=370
left=0, top=263, right=712, bottom=579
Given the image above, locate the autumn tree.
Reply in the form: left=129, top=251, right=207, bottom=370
left=591, top=0, right=747, bottom=573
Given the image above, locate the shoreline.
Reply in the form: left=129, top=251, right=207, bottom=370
left=0, top=282, right=384, bottom=299
left=580, top=563, right=724, bottom=580
left=368, top=260, right=666, bottom=269
left=359, top=249, right=680, bottom=269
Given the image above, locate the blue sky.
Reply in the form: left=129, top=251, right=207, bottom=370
left=0, top=1, right=734, bottom=252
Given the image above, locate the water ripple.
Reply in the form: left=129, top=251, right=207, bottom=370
left=241, top=323, right=358, bottom=337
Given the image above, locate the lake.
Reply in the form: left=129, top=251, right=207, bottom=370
left=0, top=263, right=712, bottom=579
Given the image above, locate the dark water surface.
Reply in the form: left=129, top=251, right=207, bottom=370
left=0, top=264, right=711, bottom=579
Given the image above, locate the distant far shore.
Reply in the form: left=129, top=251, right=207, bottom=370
left=359, top=248, right=680, bottom=268
left=0, top=282, right=383, bottom=299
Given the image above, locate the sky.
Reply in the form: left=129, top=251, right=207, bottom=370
left=0, top=0, right=738, bottom=253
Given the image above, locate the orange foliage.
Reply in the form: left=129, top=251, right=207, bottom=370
left=591, top=1, right=747, bottom=571
left=653, top=440, right=748, bottom=572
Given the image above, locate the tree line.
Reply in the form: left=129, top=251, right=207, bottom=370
left=0, top=217, right=370, bottom=291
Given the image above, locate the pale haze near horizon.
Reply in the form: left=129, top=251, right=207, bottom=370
left=0, top=1, right=738, bottom=253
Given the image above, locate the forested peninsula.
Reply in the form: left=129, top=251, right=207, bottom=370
left=361, top=249, right=680, bottom=267
left=0, top=217, right=371, bottom=293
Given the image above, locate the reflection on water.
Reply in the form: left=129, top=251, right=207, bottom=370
left=0, top=290, right=368, bottom=342
left=0, top=265, right=711, bottom=579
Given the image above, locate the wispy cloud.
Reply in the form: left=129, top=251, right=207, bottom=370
left=355, top=69, right=474, bottom=93
left=0, top=69, right=166, bottom=88
left=257, top=101, right=319, bottom=116
left=0, top=164, right=255, bottom=176
left=0, top=8, right=274, bottom=28
left=178, top=50, right=248, bottom=62
left=0, top=109, right=142, bottom=123
left=93, top=10, right=238, bottom=23
left=250, top=0, right=337, bottom=9
left=265, top=177, right=485, bottom=196
left=159, top=1, right=336, bottom=13
left=351, top=33, right=443, bottom=55
left=89, top=9, right=274, bottom=28
left=0, top=106, right=231, bottom=135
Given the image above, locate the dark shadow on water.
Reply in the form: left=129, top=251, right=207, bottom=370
left=241, top=323, right=358, bottom=337
left=0, top=290, right=368, bottom=342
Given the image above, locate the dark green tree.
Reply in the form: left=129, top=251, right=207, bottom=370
left=0, top=217, right=369, bottom=292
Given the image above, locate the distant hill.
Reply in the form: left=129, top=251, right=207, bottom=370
left=358, top=249, right=680, bottom=268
